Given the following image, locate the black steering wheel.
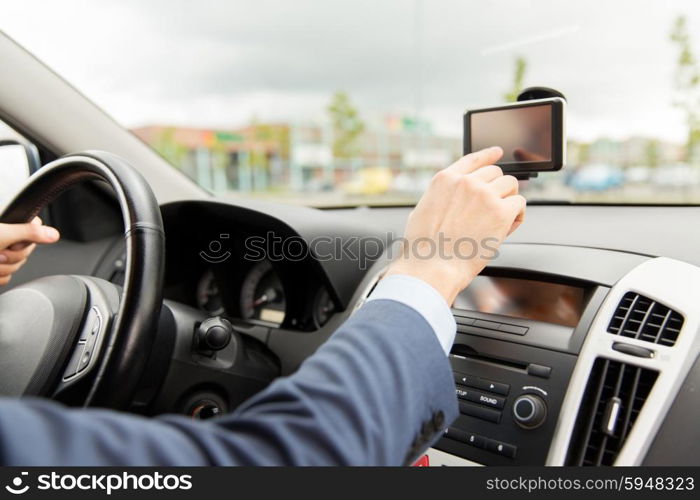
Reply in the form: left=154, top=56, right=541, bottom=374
left=0, top=151, right=164, bottom=409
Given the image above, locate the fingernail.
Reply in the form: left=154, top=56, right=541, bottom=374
left=42, top=226, right=60, bottom=241
left=0, top=254, right=7, bottom=263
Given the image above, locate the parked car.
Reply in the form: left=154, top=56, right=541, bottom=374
left=651, top=163, right=700, bottom=189
left=625, top=165, right=652, bottom=184
left=568, top=164, right=624, bottom=191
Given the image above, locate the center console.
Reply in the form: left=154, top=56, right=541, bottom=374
left=434, top=274, right=609, bottom=465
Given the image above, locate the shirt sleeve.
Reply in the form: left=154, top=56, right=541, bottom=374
left=366, top=274, right=456, bottom=355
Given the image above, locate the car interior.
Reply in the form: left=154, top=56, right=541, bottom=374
left=1, top=8, right=700, bottom=468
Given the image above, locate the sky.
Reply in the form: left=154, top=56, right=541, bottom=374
left=2, top=0, right=700, bottom=143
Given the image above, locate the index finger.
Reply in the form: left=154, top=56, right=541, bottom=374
left=448, top=146, right=503, bottom=175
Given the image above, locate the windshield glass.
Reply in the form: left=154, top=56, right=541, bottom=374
left=4, top=0, right=700, bottom=206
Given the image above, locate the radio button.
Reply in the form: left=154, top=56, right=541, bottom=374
left=455, top=386, right=506, bottom=408
left=459, top=401, right=502, bottom=423
left=443, top=426, right=468, bottom=442
left=498, top=323, right=528, bottom=335
left=470, top=391, right=506, bottom=409
left=454, top=316, right=476, bottom=326
left=464, top=432, right=487, bottom=449
left=471, top=377, right=510, bottom=396
left=455, top=385, right=471, bottom=400
left=526, top=363, right=552, bottom=379
left=453, top=373, right=478, bottom=387
left=486, top=439, right=517, bottom=459
left=474, top=319, right=501, bottom=330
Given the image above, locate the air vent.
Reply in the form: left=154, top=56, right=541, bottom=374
left=607, top=292, right=684, bottom=346
left=566, top=358, right=658, bottom=465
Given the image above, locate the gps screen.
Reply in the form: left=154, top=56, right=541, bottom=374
left=470, top=104, right=552, bottom=163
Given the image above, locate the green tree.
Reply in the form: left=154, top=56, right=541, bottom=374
left=645, top=139, right=660, bottom=168
left=670, top=15, right=700, bottom=160
left=327, top=91, right=365, bottom=159
left=152, top=127, right=188, bottom=168
left=578, top=143, right=590, bottom=164
left=504, top=56, right=527, bottom=102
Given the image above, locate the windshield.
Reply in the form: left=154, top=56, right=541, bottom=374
left=4, top=0, right=700, bottom=206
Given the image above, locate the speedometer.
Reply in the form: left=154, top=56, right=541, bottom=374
left=240, top=261, right=286, bottom=325
left=196, top=269, right=225, bottom=316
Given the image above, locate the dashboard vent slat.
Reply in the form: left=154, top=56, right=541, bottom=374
left=566, top=358, right=658, bottom=465
left=607, top=292, right=684, bottom=346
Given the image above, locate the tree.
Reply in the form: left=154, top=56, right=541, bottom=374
left=645, top=139, right=660, bottom=168
left=152, top=127, right=188, bottom=168
left=504, top=56, right=527, bottom=102
left=327, top=91, right=365, bottom=159
left=670, top=15, right=700, bottom=161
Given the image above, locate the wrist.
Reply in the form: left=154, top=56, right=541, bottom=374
left=384, top=259, right=474, bottom=306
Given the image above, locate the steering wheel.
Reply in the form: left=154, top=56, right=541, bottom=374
left=0, top=151, right=164, bottom=409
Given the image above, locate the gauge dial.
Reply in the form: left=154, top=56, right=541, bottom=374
left=240, top=261, right=286, bottom=325
left=313, top=288, right=335, bottom=327
left=196, top=269, right=225, bottom=315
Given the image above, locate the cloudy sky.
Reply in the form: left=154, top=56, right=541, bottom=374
left=2, top=0, right=700, bottom=142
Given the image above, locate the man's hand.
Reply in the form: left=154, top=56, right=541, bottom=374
left=0, top=217, right=60, bottom=286
left=385, top=146, right=525, bottom=305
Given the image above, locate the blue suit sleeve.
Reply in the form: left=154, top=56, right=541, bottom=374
left=0, top=300, right=458, bottom=465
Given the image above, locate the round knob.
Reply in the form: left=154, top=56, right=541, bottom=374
left=191, top=401, right=222, bottom=420
left=512, top=394, right=547, bottom=429
left=197, top=317, right=233, bottom=351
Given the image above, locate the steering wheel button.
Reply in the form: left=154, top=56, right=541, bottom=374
left=84, top=324, right=100, bottom=353
left=79, top=308, right=98, bottom=341
left=77, top=350, right=91, bottom=372
left=62, top=347, right=84, bottom=379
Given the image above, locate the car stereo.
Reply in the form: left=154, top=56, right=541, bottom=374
left=437, top=339, right=577, bottom=465
left=434, top=276, right=608, bottom=465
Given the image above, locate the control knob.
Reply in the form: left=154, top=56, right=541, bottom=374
left=512, top=394, right=547, bottom=429
left=196, top=317, right=233, bottom=352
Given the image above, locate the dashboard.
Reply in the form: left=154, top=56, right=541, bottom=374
left=146, top=201, right=354, bottom=333
left=10, top=194, right=700, bottom=466
left=328, top=205, right=700, bottom=467
left=177, top=259, right=332, bottom=329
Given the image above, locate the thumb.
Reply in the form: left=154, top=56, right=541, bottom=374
left=0, top=221, right=60, bottom=250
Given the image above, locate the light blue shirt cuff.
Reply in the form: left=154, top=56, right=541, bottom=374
left=366, top=274, right=456, bottom=355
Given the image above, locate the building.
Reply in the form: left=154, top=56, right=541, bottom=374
left=132, top=122, right=463, bottom=195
